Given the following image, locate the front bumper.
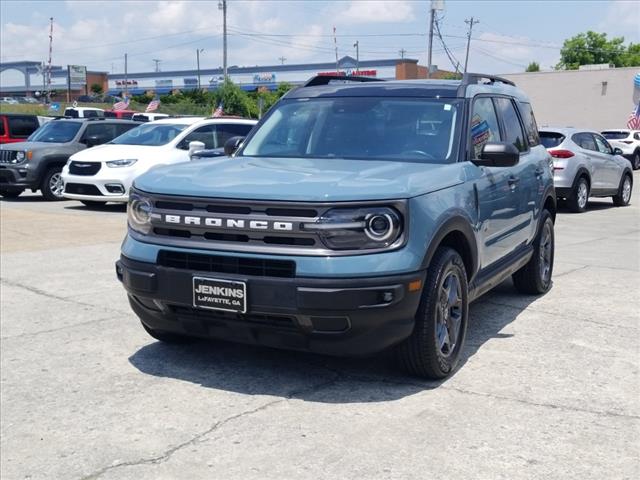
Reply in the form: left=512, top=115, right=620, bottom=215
left=62, top=170, right=132, bottom=202
left=117, top=255, right=426, bottom=356
left=0, top=164, right=37, bottom=189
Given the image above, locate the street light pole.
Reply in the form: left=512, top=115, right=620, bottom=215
left=427, top=6, right=434, bottom=78
left=197, top=49, right=204, bottom=90
left=353, top=41, right=359, bottom=72
left=219, top=0, right=228, bottom=81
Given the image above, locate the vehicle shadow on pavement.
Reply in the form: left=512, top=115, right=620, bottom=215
left=64, top=203, right=127, bottom=213
left=128, top=278, right=540, bottom=403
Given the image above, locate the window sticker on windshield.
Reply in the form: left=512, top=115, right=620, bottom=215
left=471, top=114, right=491, bottom=146
left=444, top=104, right=452, bottom=111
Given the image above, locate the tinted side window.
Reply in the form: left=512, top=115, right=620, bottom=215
left=215, top=123, right=254, bottom=146
left=8, top=116, right=40, bottom=137
left=0, top=117, right=5, bottom=136
left=494, top=97, right=526, bottom=152
left=182, top=125, right=216, bottom=149
left=64, top=108, right=79, bottom=118
left=518, top=102, right=540, bottom=146
left=115, top=123, right=137, bottom=136
left=82, top=124, right=117, bottom=142
left=635, top=133, right=640, bottom=141
left=104, top=111, right=117, bottom=118
left=593, top=134, right=612, bottom=154
left=572, top=133, right=597, bottom=151
left=471, top=97, right=501, bottom=158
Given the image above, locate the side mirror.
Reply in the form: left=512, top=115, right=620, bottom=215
left=224, top=136, right=245, bottom=156
left=473, top=142, right=520, bottom=167
left=188, top=141, right=206, bottom=158
left=84, top=135, right=106, bottom=147
left=613, top=147, right=623, bottom=156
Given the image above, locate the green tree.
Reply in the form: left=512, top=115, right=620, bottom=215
left=556, top=31, right=626, bottom=69
left=90, top=83, right=103, bottom=95
left=619, top=43, right=640, bottom=67
left=525, top=61, right=540, bottom=72
left=214, top=80, right=253, bottom=117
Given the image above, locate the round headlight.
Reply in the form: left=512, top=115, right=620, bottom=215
left=15, top=151, right=25, bottom=162
left=365, top=213, right=395, bottom=241
left=128, top=193, right=153, bottom=234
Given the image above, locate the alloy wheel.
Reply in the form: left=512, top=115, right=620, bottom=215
left=539, top=221, right=553, bottom=283
left=436, top=271, right=463, bottom=358
left=49, top=172, right=64, bottom=198
left=622, top=177, right=632, bottom=204
left=577, top=181, right=588, bottom=210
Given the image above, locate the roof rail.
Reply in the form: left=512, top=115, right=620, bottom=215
left=303, top=75, right=385, bottom=87
left=461, top=73, right=516, bottom=88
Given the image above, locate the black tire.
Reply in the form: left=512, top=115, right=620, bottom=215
left=0, top=188, right=24, bottom=199
left=396, top=247, right=469, bottom=379
left=40, top=167, right=65, bottom=201
left=513, top=210, right=555, bottom=295
left=81, top=200, right=106, bottom=207
left=141, top=322, right=195, bottom=344
left=612, top=173, right=632, bottom=207
left=567, top=176, right=589, bottom=213
left=631, top=151, right=640, bottom=170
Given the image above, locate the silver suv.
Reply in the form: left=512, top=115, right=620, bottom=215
left=540, top=127, right=633, bottom=212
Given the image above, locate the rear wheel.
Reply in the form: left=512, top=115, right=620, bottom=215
left=631, top=152, right=640, bottom=170
left=80, top=200, right=106, bottom=207
left=396, top=247, right=468, bottom=379
left=567, top=176, right=589, bottom=213
left=613, top=174, right=632, bottom=207
left=141, top=322, right=195, bottom=344
left=513, top=210, right=554, bottom=294
left=41, top=167, right=65, bottom=201
left=0, top=188, right=24, bottom=199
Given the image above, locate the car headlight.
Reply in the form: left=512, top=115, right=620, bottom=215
left=127, top=191, right=153, bottom=235
left=303, top=206, right=403, bottom=250
left=15, top=151, right=25, bottom=162
left=107, top=158, right=137, bottom=168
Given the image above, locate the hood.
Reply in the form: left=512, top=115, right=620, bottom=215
left=134, top=156, right=465, bottom=201
left=0, top=141, right=65, bottom=151
left=69, top=144, right=163, bottom=162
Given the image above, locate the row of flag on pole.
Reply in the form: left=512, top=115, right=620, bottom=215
left=112, top=96, right=224, bottom=116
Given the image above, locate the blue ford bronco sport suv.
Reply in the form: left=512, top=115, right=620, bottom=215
left=117, top=74, right=556, bottom=379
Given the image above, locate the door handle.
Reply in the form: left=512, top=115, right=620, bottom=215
left=508, top=175, right=520, bottom=187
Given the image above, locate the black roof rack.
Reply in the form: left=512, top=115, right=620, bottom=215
left=461, top=73, right=516, bottom=87
left=303, top=75, right=385, bottom=87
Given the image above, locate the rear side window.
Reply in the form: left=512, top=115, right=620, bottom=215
left=593, top=134, right=613, bottom=154
left=634, top=133, right=640, bottom=141
left=216, top=123, right=254, bottom=146
left=601, top=131, right=629, bottom=140
left=539, top=132, right=565, bottom=148
left=64, top=108, right=79, bottom=118
left=84, top=110, right=99, bottom=118
left=82, top=123, right=118, bottom=142
left=8, top=116, right=40, bottom=138
left=494, top=97, right=526, bottom=152
left=572, top=132, right=597, bottom=151
left=115, top=123, right=137, bottom=136
left=518, top=102, right=540, bottom=146
left=470, top=97, right=501, bottom=158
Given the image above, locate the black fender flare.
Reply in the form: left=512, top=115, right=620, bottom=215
left=33, top=155, right=71, bottom=179
left=572, top=167, right=591, bottom=190
left=420, top=216, right=479, bottom=280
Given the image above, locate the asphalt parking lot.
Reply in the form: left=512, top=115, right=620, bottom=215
left=1, top=177, right=639, bottom=480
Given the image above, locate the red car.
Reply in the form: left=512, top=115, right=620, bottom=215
left=0, top=114, right=41, bottom=144
left=104, top=109, right=138, bottom=120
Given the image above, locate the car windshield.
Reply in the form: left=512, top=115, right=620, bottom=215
left=601, top=131, right=628, bottom=140
left=109, top=123, right=188, bottom=146
left=539, top=131, right=565, bottom=148
left=241, top=97, right=461, bottom=163
left=27, top=121, right=81, bottom=143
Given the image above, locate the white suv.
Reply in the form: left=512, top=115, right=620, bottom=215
left=61, top=117, right=257, bottom=205
left=601, top=129, right=640, bottom=170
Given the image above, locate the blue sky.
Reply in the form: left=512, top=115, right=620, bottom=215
left=1, top=0, right=638, bottom=75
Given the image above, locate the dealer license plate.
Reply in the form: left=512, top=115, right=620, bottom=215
left=192, top=277, right=247, bottom=313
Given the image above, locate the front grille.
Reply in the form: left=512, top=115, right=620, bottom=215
left=69, top=161, right=101, bottom=176
left=64, top=183, right=103, bottom=196
left=0, top=151, right=18, bottom=163
left=168, top=304, right=297, bottom=330
left=157, top=250, right=296, bottom=278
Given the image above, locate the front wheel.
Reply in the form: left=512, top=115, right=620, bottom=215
left=512, top=210, right=554, bottom=294
left=631, top=152, right=640, bottom=170
left=396, top=247, right=469, bottom=379
left=612, top=174, right=632, bottom=207
left=41, top=167, right=65, bottom=201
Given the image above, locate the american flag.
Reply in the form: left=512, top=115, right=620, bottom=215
left=145, top=98, right=160, bottom=112
left=627, top=102, right=640, bottom=130
left=113, top=96, right=130, bottom=111
left=212, top=102, right=224, bottom=117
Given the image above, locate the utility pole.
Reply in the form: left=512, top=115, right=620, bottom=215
left=464, top=17, right=479, bottom=73
left=196, top=49, right=204, bottom=90
left=399, top=48, right=406, bottom=59
left=353, top=41, right=359, bottom=72
left=278, top=56, right=286, bottom=65
left=333, top=26, right=339, bottom=73
left=152, top=59, right=161, bottom=72
left=219, top=0, right=228, bottom=81
left=124, top=53, right=128, bottom=97
left=47, top=17, right=53, bottom=103
left=427, top=5, right=435, bottom=78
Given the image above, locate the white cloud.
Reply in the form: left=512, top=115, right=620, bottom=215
left=341, top=0, right=414, bottom=24
left=600, top=0, right=640, bottom=40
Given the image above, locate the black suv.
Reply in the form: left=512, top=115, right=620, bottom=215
left=0, top=118, right=139, bottom=200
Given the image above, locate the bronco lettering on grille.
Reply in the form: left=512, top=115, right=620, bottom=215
left=161, top=214, right=294, bottom=231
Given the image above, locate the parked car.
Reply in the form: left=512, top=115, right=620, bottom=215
left=0, top=118, right=138, bottom=200
left=63, top=107, right=104, bottom=118
left=104, top=109, right=138, bottom=120
left=540, top=127, right=633, bottom=212
left=0, top=97, right=19, bottom=105
left=116, top=74, right=557, bottom=379
left=131, top=113, right=170, bottom=123
left=601, top=129, right=640, bottom=170
left=61, top=117, right=256, bottom=205
left=0, top=113, right=41, bottom=144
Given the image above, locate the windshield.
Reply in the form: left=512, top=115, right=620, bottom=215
left=241, top=97, right=461, bottom=163
left=601, top=131, right=628, bottom=140
left=109, top=123, right=187, bottom=146
left=27, top=121, right=81, bottom=143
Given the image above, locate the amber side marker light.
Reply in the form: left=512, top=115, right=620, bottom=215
left=408, top=279, right=422, bottom=292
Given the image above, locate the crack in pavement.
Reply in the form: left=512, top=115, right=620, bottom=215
left=0, top=316, right=117, bottom=340
left=78, top=372, right=342, bottom=480
left=552, top=265, right=589, bottom=278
